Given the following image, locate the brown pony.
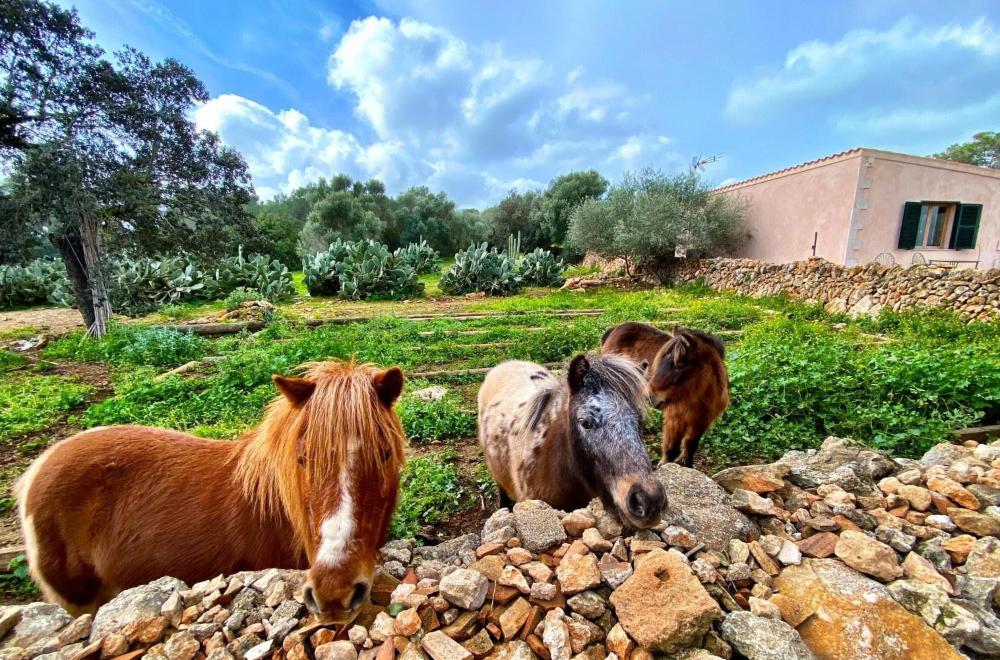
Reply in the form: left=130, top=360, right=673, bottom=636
left=16, top=361, right=406, bottom=616
left=601, top=323, right=729, bottom=467
left=478, top=353, right=666, bottom=529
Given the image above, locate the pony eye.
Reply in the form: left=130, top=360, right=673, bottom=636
left=579, top=419, right=593, bottom=430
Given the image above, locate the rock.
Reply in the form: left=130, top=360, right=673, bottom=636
left=316, top=641, right=359, bottom=660
left=492, top=641, right=533, bottom=660
left=948, top=507, right=1000, bottom=537
left=244, top=640, right=275, bottom=660
left=655, top=463, right=758, bottom=552
left=513, top=501, right=568, bottom=553
left=661, top=526, right=698, bottom=550
left=728, top=539, right=750, bottom=564
left=608, top=549, right=720, bottom=654
left=530, top=582, right=557, bottom=601
left=773, top=559, right=961, bottom=659
left=967, top=537, right=1000, bottom=577
left=834, top=531, right=903, bottom=581
left=439, top=569, right=489, bottom=610
left=719, top=611, right=814, bottom=660
left=712, top=464, right=789, bottom=494
left=777, top=541, right=802, bottom=566
left=604, top=624, right=634, bottom=660
left=561, top=512, right=595, bottom=537
left=896, top=485, right=932, bottom=512
left=556, top=554, right=601, bottom=595
left=942, top=534, right=975, bottom=564
left=874, top=526, right=916, bottom=554
left=90, top=576, right=187, bottom=642
left=777, top=437, right=896, bottom=496
left=927, top=476, right=980, bottom=510
left=1, top=603, right=71, bottom=651
left=580, top=528, right=611, bottom=553
left=731, top=489, right=778, bottom=517
left=163, top=631, right=200, bottom=660
left=925, top=514, right=955, bottom=532
left=394, top=609, right=422, bottom=636
left=413, top=534, right=479, bottom=563
left=498, top=566, right=530, bottom=595
left=886, top=580, right=980, bottom=647
left=901, top=552, right=953, bottom=594
left=0, top=607, right=21, bottom=640
left=462, top=630, right=494, bottom=659
left=422, top=631, right=472, bottom=660
left=748, top=597, right=781, bottom=620
left=412, top=386, right=448, bottom=402
left=920, top=443, right=971, bottom=468
left=542, top=609, right=571, bottom=660
left=596, top=554, right=631, bottom=589
left=498, top=598, right=532, bottom=640
left=566, top=592, right=605, bottom=619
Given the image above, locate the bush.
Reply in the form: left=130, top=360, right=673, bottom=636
left=440, top=243, right=522, bottom=296
left=391, top=452, right=463, bottom=539
left=0, top=259, right=72, bottom=309
left=394, top=239, right=442, bottom=275
left=516, top=248, right=566, bottom=286
left=44, top=324, right=207, bottom=367
left=338, top=240, right=424, bottom=301
left=398, top=395, right=477, bottom=443
left=224, top=287, right=261, bottom=311
left=302, top=239, right=351, bottom=296
left=215, top=249, right=293, bottom=302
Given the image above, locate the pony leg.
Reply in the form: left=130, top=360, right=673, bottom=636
left=499, top=489, right=516, bottom=510
left=677, top=433, right=702, bottom=468
left=660, top=412, right=685, bottom=466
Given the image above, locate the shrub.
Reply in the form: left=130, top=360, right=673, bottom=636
left=391, top=452, right=463, bottom=539
left=440, top=243, right=522, bottom=296
left=394, top=239, right=442, bottom=275
left=0, top=374, right=93, bottom=443
left=516, top=248, right=566, bottom=286
left=398, top=395, right=477, bottom=443
left=44, top=324, right=206, bottom=367
left=302, top=239, right=350, bottom=296
left=0, top=259, right=72, bottom=309
left=338, top=240, right=424, bottom=301
left=215, top=249, right=293, bottom=302
left=224, top=287, right=261, bottom=311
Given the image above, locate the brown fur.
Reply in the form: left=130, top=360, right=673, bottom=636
left=17, top=361, right=406, bottom=615
left=601, top=323, right=729, bottom=467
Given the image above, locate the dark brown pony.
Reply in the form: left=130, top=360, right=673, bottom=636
left=602, top=323, right=729, bottom=467
left=17, top=361, right=406, bottom=616
left=478, top=353, right=666, bottom=529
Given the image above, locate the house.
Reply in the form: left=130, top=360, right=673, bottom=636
left=717, top=148, right=1000, bottom=270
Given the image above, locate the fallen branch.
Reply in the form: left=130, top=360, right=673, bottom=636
left=410, top=362, right=562, bottom=379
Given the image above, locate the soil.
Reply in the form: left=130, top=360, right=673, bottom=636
left=0, top=307, right=83, bottom=337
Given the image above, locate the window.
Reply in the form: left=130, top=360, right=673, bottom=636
left=898, top=202, right=983, bottom=250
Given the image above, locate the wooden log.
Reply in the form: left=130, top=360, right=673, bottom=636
left=410, top=362, right=562, bottom=379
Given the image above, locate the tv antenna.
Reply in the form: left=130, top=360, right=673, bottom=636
left=690, top=153, right=722, bottom=171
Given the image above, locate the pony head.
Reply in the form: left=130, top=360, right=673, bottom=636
left=566, top=353, right=667, bottom=529
left=648, top=327, right=726, bottom=406
left=239, top=361, right=406, bottom=619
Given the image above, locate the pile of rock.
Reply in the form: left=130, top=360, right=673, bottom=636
left=3, top=435, right=1000, bottom=660
left=670, top=257, right=1000, bottom=320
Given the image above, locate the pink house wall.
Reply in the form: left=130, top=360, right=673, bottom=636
left=718, top=148, right=1000, bottom=270
left=849, top=150, right=1000, bottom=270
left=719, top=151, right=863, bottom=264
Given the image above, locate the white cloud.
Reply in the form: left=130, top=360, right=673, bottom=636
left=834, top=93, right=1000, bottom=137
left=197, top=16, right=678, bottom=205
left=726, top=17, right=1000, bottom=122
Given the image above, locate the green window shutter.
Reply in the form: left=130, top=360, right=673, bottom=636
left=949, top=204, right=982, bottom=250
left=897, top=202, right=922, bottom=249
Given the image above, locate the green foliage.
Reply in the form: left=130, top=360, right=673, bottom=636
left=216, top=249, right=294, bottom=302
left=0, top=350, right=26, bottom=373
left=398, top=395, right=477, bottom=443
left=933, top=131, right=999, bottom=169
left=488, top=189, right=545, bottom=251
left=0, top=555, right=38, bottom=599
left=440, top=243, right=522, bottom=296
left=391, top=452, right=463, bottom=539
left=224, top=287, right=262, bottom=311
left=299, top=176, right=392, bottom=253
left=0, top=259, right=72, bottom=309
left=0, top=374, right=92, bottom=443
left=303, top=239, right=351, bottom=296
left=394, top=240, right=442, bottom=275
left=537, top=170, right=609, bottom=250
left=567, top=169, right=747, bottom=277
left=338, top=240, right=424, bottom=301
left=44, top=324, right=206, bottom=367
left=516, top=248, right=566, bottom=287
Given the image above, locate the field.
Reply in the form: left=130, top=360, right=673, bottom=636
left=1, top=266, right=999, bottom=586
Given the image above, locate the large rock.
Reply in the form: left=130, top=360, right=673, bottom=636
left=920, top=443, right=971, bottom=468
left=718, top=611, right=815, bottom=660
left=712, top=464, right=789, bottom=494
left=90, top=576, right=187, bottom=642
left=655, top=464, right=758, bottom=552
left=439, top=569, right=489, bottom=611
left=834, top=531, right=903, bottom=582
left=777, top=437, right=896, bottom=496
left=885, top=580, right=979, bottom=647
left=1, top=603, right=71, bottom=651
left=772, top=559, right=961, bottom=659
left=608, top=549, right=720, bottom=654
left=512, top=501, right=567, bottom=553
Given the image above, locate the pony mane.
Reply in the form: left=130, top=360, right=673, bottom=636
left=235, top=360, right=406, bottom=559
left=582, top=352, right=650, bottom=418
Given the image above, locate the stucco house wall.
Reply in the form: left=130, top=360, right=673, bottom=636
left=718, top=148, right=1000, bottom=270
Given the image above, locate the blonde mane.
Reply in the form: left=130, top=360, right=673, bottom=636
left=235, top=360, right=406, bottom=559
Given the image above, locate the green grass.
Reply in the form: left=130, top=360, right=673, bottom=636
left=0, top=350, right=26, bottom=373
left=391, top=451, right=464, bottom=539
left=0, top=374, right=93, bottom=443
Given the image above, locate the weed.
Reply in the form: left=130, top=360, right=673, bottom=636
left=0, top=375, right=92, bottom=443
left=391, top=452, right=463, bottom=539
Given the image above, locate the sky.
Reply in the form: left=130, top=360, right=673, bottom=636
left=56, top=0, right=1000, bottom=207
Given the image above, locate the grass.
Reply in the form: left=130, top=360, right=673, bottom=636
left=391, top=451, right=464, bottom=539
left=0, top=374, right=93, bottom=444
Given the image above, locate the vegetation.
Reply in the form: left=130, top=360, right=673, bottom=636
left=391, top=452, right=464, bottom=539
left=302, top=240, right=425, bottom=300
left=934, top=130, right=999, bottom=169
left=440, top=243, right=522, bottom=296
left=394, top=240, right=442, bottom=275
left=517, top=248, right=566, bottom=287
left=0, top=259, right=71, bottom=308
left=0, top=374, right=93, bottom=443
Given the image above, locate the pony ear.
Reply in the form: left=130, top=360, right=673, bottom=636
left=568, top=355, right=590, bottom=392
left=273, top=375, right=316, bottom=406
left=651, top=336, right=690, bottom=390
left=373, top=367, right=404, bottom=407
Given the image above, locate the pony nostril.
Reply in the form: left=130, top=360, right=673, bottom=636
left=628, top=486, right=646, bottom=518
left=348, top=581, right=369, bottom=610
left=303, top=585, right=319, bottom=614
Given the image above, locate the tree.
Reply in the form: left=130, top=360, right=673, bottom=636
left=538, top=170, right=608, bottom=250
left=298, top=174, right=392, bottom=253
left=488, top=189, right=545, bottom=251
left=934, top=131, right=999, bottom=169
left=566, top=169, right=748, bottom=278
left=3, top=1, right=255, bottom=335
left=393, top=186, right=458, bottom=254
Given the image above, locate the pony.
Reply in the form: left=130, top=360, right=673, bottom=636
left=601, top=323, right=729, bottom=467
left=478, top=353, right=666, bottom=530
left=16, top=360, right=406, bottom=617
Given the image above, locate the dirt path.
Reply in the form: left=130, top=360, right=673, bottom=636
left=0, top=307, right=82, bottom=337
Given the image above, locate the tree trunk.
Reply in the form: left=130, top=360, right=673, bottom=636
left=51, top=231, right=96, bottom=330
left=79, top=215, right=112, bottom=337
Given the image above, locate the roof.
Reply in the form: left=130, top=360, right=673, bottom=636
left=714, top=148, right=863, bottom=192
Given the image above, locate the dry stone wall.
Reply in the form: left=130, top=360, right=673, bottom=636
left=671, top=258, right=1000, bottom=320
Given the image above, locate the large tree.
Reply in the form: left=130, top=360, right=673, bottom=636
left=2, top=1, right=255, bottom=335
left=934, top=131, right=999, bottom=169
left=393, top=186, right=459, bottom=254
left=538, top=170, right=608, bottom=250
left=298, top=175, right=392, bottom=253
left=488, top=189, right=545, bottom=251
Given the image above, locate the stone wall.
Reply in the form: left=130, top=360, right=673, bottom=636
left=671, top=257, right=1000, bottom=320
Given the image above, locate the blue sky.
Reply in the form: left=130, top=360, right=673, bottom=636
left=57, top=0, right=1000, bottom=207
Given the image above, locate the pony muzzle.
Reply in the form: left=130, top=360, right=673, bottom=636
left=303, top=578, right=371, bottom=618
left=614, top=476, right=667, bottom=529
